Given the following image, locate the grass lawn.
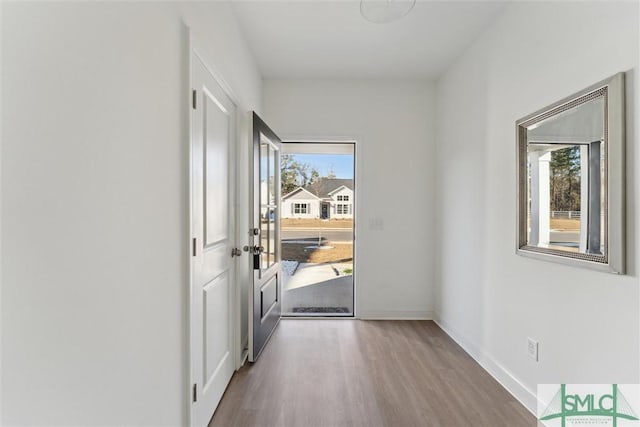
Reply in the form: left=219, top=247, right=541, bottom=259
left=281, top=218, right=353, bottom=228
left=282, top=242, right=353, bottom=263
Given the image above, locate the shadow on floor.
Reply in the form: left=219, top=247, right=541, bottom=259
left=282, top=273, right=353, bottom=315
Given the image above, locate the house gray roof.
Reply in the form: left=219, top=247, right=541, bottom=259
left=303, top=178, right=353, bottom=199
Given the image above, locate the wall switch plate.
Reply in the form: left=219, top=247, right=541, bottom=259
left=527, top=338, right=539, bottom=361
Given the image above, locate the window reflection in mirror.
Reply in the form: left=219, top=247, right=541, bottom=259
left=524, top=94, right=606, bottom=257
left=527, top=143, right=605, bottom=255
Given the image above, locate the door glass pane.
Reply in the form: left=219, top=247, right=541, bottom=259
left=261, top=217, right=269, bottom=269
left=260, top=139, right=269, bottom=270
left=270, top=145, right=278, bottom=264
left=268, top=208, right=276, bottom=266
left=268, top=145, right=276, bottom=206
left=259, top=133, right=281, bottom=271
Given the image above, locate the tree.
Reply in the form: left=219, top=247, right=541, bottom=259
left=280, top=154, right=320, bottom=194
left=550, top=146, right=581, bottom=212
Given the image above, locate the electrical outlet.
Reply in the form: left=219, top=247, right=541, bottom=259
left=527, top=338, right=539, bottom=361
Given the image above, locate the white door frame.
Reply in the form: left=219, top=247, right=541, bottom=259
left=278, top=135, right=360, bottom=319
left=188, top=32, right=245, bottom=425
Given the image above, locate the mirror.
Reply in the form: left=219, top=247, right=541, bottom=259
left=516, top=73, right=625, bottom=274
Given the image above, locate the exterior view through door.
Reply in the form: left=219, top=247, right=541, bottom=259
left=280, top=143, right=355, bottom=316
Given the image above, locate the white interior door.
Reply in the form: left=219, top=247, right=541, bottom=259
left=190, top=49, right=237, bottom=426
left=249, top=112, right=282, bottom=362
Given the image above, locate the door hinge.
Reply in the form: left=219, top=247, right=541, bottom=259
left=192, top=238, right=197, bottom=257
left=192, top=89, right=197, bottom=110
left=192, top=383, right=197, bottom=403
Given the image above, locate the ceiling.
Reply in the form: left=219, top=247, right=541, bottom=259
left=231, top=1, right=510, bottom=80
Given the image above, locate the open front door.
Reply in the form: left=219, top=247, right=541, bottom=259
left=248, top=112, right=282, bottom=362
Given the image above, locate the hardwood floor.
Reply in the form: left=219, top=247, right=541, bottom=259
left=210, top=320, right=535, bottom=427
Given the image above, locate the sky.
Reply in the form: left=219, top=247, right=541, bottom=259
left=291, top=154, right=354, bottom=179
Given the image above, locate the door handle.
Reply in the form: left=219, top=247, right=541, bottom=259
left=243, top=245, right=264, bottom=270
left=231, top=248, right=242, bottom=257
left=243, top=245, right=264, bottom=254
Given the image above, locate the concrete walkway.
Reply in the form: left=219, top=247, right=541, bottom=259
left=283, top=263, right=336, bottom=290
left=281, top=262, right=354, bottom=314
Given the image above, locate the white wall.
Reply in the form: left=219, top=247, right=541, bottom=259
left=1, top=2, right=261, bottom=425
left=435, top=1, right=640, bottom=411
left=264, top=80, right=436, bottom=319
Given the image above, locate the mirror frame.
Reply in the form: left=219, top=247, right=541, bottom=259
left=516, top=73, right=625, bottom=274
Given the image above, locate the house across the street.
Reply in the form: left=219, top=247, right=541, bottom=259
left=282, top=178, right=353, bottom=219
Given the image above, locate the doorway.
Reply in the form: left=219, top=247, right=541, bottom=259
left=279, top=143, right=355, bottom=316
left=321, top=202, right=330, bottom=219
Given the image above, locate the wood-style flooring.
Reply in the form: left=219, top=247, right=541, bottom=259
left=210, top=320, right=535, bottom=427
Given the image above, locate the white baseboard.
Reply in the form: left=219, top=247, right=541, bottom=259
left=357, top=309, right=434, bottom=320
left=433, top=313, right=537, bottom=416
